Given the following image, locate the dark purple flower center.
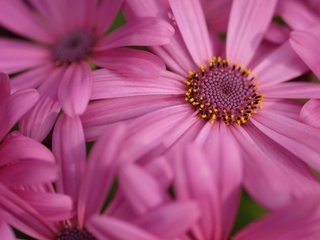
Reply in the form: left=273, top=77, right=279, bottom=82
left=52, top=30, right=96, bottom=65
left=55, top=227, right=96, bottom=240
left=185, top=57, right=263, bottom=125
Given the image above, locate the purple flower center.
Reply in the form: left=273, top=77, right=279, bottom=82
left=52, top=30, right=96, bottom=65
left=55, top=227, right=96, bottom=240
left=185, top=57, right=263, bottom=125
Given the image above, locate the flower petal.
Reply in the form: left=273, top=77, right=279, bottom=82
left=0, top=221, right=15, bottom=240
left=58, top=62, right=92, bottom=116
left=169, top=0, right=213, bottom=65
left=226, top=0, right=277, bottom=67
left=52, top=115, right=86, bottom=206
left=300, top=100, right=320, bottom=128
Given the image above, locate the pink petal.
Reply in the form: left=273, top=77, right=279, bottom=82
left=0, top=73, right=10, bottom=101
left=0, top=159, right=56, bottom=187
left=19, top=96, right=61, bottom=142
left=0, top=134, right=55, bottom=167
left=262, top=82, right=320, bottom=99
left=0, top=0, right=54, bottom=43
left=264, top=23, right=290, bottom=44
left=87, top=216, right=160, bottom=240
left=300, top=99, right=320, bottom=128
left=0, top=184, right=56, bottom=240
left=254, top=41, right=308, bottom=88
left=234, top=195, right=320, bottom=240
left=96, top=18, right=174, bottom=51
left=290, top=25, right=320, bottom=80
left=226, top=0, right=277, bottom=67
left=0, top=221, right=15, bottom=240
left=169, top=0, right=213, bottom=65
left=52, top=115, right=86, bottom=206
left=77, top=125, right=126, bottom=227
left=92, top=48, right=165, bottom=78
left=91, top=69, right=184, bottom=100
left=204, top=0, right=232, bottom=33
left=136, top=202, right=200, bottom=239
left=58, top=62, right=92, bottom=116
left=12, top=190, right=72, bottom=222
left=277, top=0, right=320, bottom=30
left=123, top=0, right=167, bottom=19
left=119, top=164, right=165, bottom=215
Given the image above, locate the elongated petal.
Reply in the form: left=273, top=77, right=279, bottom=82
left=92, top=48, right=165, bottom=78
left=0, top=73, right=10, bottom=102
left=0, top=0, right=54, bottom=43
left=0, top=184, right=56, bottom=240
left=169, top=0, right=213, bottom=65
left=300, top=100, right=320, bottom=128
left=290, top=25, right=320, bottom=80
left=78, top=125, right=126, bottom=227
left=254, top=41, right=307, bottom=88
left=0, top=221, right=15, bottom=240
left=52, top=115, right=86, bottom=206
left=20, top=96, right=61, bottom=142
left=226, top=0, right=277, bottom=67
left=0, top=134, right=55, bottom=167
left=58, top=62, right=92, bottom=116
left=87, top=216, right=160, bottom=240
left=119, top=164, right=164, bottom=215
left=96, top=18, right=174, bottom=51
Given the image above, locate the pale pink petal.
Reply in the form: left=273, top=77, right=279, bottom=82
left=0, top=134, right=55, bottom=167
left=226, top=0, right=277, bottom=67
left=96, top=18, right=174, bottom=51
left=0, top=38, right=49, bottom=74
left=262, top=82, right=320, bottom=99
left=300, top=100, right=320, bottom=128
left=123, top=0, right=167, bottom=19
left=0, top=221, right=15, bottom=240
left=92, top=0, right=124, bottom=35
left=0, top=0, right=54, bottom=43
left=92, top=48, right=165, bottom=78
left=13, top=190, right=72, bottom=222
left=264, top=23, right=290, bottom=44
left=0, top=184, right=56, bottom=240
left=19, top=96, right=61, bottom=142
left=234, top=195, right=320, bottom=240
left=52, top=115, right=86, bottom=206
left=169, top=0, right=213, bottom=65
left=119, top=164, right=165, bottom=215
left=290, top=25, right=320, bottom=80
left=91, top=69, right=184, bottom=100
left=78, top=125, right=126, bottom=227
left=0, top=160, right=56, bottom=187
left=254, top=41, right=308, bottom=88
left=277, top=0, right=320, bottom=30
left=204, top=0, right=232, bottom=33
left=136, top=202, right=200, bottom=239
left=87, top=216, right=160, bottom=240
left=251, top=112, right=320, bottom=172
left=58, top=62, right=92, bottom=116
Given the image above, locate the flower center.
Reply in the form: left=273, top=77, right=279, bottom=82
left=55, top=227, right=96, bottom=240
left=185, top=57, right=263, bottom=125
left=52, top=30, right=96, bottom=65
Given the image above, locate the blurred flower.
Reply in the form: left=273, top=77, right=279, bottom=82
left=82, top=0, right=320, bottom=210
left=0, top=221, right=15, bottom=240
left=0, top=0, right=174, bottom=141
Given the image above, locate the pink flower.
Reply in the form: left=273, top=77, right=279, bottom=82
left=4, top=115, right=198, bottom=239
left=82, top=0, right=320, bottom=210
left=0, top=0, right=174, bottom=141
left=0, top=221, right=15, bottom=240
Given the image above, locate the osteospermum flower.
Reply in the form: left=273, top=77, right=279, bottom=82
left=82, top=0, right=320, bottom=209
left=4, top=115, right=198, bottom=239
left=0, top=221, right=15, bottom=240
left=0, top=0, right=174, bottom=141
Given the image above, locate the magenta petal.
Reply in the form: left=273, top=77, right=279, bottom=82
left=96, top=17, right=174, bottom=50
left=169, top=0, right=213, bottom=65
left=0, top=221, right=15, bottom=240
left=226, top=0, right=277, bottom=67
left=58, top=62, right=92, bottom=116
left=19, top=96, right=61, bottom=142
left=0, top=73, right=10, bottom=102
left=119, top=164, right=164, bottom=215
left=87, top=215, right=160, bottom=240
left=52, top=115, right=86, bottom=206
left=77, top=124, right=126, bottom=227
left=300, top=99, right=320, bottom=128
left=290, top=25, right=320, bottom=80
